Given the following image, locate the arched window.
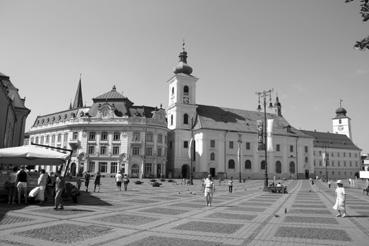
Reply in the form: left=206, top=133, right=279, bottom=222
left=171, top=87, right=175, bottom=95
left=210, top=152, right=215, bottom=161
left=289, top=161, right=295, bottom=174
left=228, top=159, right=235, bottom=169
left=183, top=114, right=189, bottom=125
left=184, top=85, right=189, bottom=95
left=170, top=115, right=173, bottom=125
left=245, top=160, right=251, bottom=169
left=275, top=161, right=282, bottom=174
left=261, top=160, right=266, bottom=170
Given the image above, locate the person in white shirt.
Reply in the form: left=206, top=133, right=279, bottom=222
left=37, top=169, right=49, bottom=203
left=333, top=180, right=346, bottom=217
left=115, top=171, right=123, bottom=191
left=204, top=174, right=215, bottom=206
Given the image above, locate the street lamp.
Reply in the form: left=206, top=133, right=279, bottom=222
left=238, top=133, right=242, bottom=183
left=256, top=89, right=274, bottom=191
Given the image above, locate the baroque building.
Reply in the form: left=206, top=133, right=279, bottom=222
left=27, top=79, right=167, bottom=177
left=0, top=72, right=30, bottom=148
left=166, top=47, right=315, bottom=179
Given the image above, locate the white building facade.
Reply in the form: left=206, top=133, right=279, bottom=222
left=27, top=83, right=168, bottom=178
left=166, top=48, right=314, bottom=180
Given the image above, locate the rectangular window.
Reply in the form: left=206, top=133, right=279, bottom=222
left=169, top=141, right=172, bottom=149
left=145, top=147, right=153, bottom=156
left=72, top=132, right=78, bottom=140
left=100, top=146, right=107, bottom=155
left=89, top=132, right=96, bottom=141
left=146, top=132, right=153, bottom=142
left=349, top=152, right=351, bottom=157
left=99, top=162, right=107, bottom=173
left=337, top=152, right=340, bottom=157
left=51, top=135, right=55, bottom=143
left=304, top=146, right=308, bottom=153
left=145, top=163, right=152, bottom=176
left=113, top=132, right=120, bottom=141
left=88, top=162, right=95, bottom=173
left=133, top=132, right=140, bottom=142
left=132, top=147, right=140, bottom=156
left=157, top=147, right=162, bottom=157
left=210, top=140, right=215, bottom=148
left=343, top=152, right=346, bottom=157
left=184, top=141, right=189, bottom=148
left=45, top=135, right=49, bottom=143
left=64, top=133, right=68, bottom=143
left=110, top=162, right=117, bottom=174
left=40, top=136, right=44, bottom=144
left=229, top=141, right=234, bottom=149
left=88, top=145, right=95, bottom=155
left=57, top=134, right=62, bottom=142
left=157, top=134, right=163, bottom=143
left=113, top=146, right=120, bottom=155
left=290, top=145, right=293, bottom=152
left=276, top=144, right=280, bottom=152
left=30, top=137, right=34, bottom=144
left=101, top=132, right=108, bottom=141
left=246, top=142, right=251, bottom=150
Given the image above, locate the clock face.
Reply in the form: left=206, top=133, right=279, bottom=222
left=183, top=96, right=189, bottom=104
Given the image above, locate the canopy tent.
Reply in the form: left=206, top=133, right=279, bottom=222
left=0, top=145, right=70, bottom=165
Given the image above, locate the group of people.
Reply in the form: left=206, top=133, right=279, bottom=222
left=82, top=171, right=130, bottom=192
left=6, top=166, right=65, bottom=210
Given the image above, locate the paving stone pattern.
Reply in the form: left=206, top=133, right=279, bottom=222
left=1, top=179, right=369, bottom=246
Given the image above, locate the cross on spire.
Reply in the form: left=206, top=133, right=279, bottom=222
left=339, top=99, right=343, bottom=108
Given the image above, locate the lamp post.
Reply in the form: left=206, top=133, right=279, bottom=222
left=238, top=133, right=242, bottom=183
left=256, top=89, right=274, bottom=191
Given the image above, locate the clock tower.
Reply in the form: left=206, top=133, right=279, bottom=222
left=332, top=101, right=352, bottom=140
left=167, top=44, right=198, bottom=130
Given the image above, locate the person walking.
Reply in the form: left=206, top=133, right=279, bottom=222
left=7, top=167, right=18, bottom=205
left=228, top=177, right=233, bottom=193
left=94, top=172, right=101, bottom=192
left=16, top=166, right=28, bottom=205
left=84, top=172, right=90, bottom=192
left=204, top=174, right=215, bottom=206
left=37, top=169, right=49, bottom=204
left=122, top=174, right=130, bottom=191
left=54, top=172, right=65, bottom=210
left=115, top=171, right=123, bottom=191
left=333, top=180, right=346, bottom=217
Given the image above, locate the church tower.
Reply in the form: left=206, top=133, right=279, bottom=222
left=167, top=43, right=198, bottom=130
left=72, top=75, right=83, bottom=109
left=332, top=100, right=352, bottom=139
left=167, top=43, right=198, bottom=178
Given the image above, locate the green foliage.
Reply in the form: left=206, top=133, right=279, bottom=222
left=346, top=0, right=369, bottom=50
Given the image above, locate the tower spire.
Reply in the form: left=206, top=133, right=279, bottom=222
left=72, top=74, right=83, bottom=109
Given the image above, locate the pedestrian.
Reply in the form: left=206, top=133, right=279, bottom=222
left=37, top=169, right=49, bottom=204
left=6, top=167, right=18, bottom=205
left=16, top=165, right=28, bottom=205
left=228, top=177, right=233, bottom=193
left=122, top=174, right=130, bottom=191
left=115, top=171, right=123, bottom=191
left=54, top=171, right=65, bottom=210
left=204, top=174, right=215, bottom=206
left=94, top=172, right=101, bottom=192
left=84, top=172, right=90, bottom=192
left=333, top=180, right=346, bottom=217
left=328, top=180, right=331, bottom=189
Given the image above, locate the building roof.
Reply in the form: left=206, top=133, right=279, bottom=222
left=0, top=72, right=29, bottom=110
left=300, top=130, right=361, bottom=151
left=94, top=86, right=127, bottom=101
left=195, top=104, right=311, bottom=138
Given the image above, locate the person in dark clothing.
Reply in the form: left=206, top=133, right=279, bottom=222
left=54, top=172, right=65, bottom=210
left=228, top=177, right=233, bottom=193
left=94, top=172, right=101, bottom=192
left=16, top=166, right=28, bottom=205
left=84, top=172, right=90, bottom=192
left=122, top=174, right=130, bottom=191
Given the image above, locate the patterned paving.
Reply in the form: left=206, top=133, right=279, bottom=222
left=15, top=223, right=113, bottom=244
left=1, top=179, right=369, bottom=246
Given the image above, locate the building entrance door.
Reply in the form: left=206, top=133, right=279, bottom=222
left=182, top=164, right=189, bottom=179
left=210, top=168, right=216, bottom=178
left=305, top=169, right=309, bottom=179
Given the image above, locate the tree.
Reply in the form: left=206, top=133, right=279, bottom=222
left=346, top=0, right=369, bottom=50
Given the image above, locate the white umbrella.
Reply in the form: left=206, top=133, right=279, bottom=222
left=0, top=145, right=70, bottom=165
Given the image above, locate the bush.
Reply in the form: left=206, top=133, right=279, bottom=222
left=152, top=182, right=162, bottom=187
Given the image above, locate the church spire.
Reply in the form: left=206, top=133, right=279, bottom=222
left=72, top=74, right=83, bottom=109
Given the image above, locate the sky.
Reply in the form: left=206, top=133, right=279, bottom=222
left=1, top=0, right=368, bottom=152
